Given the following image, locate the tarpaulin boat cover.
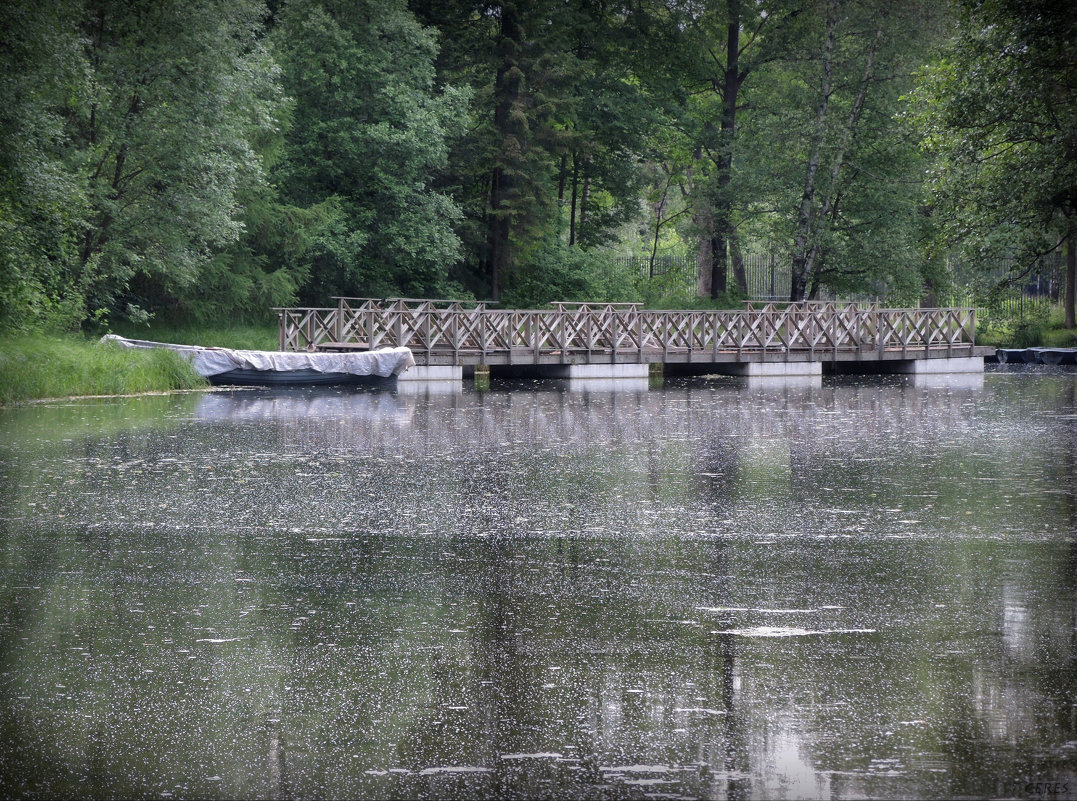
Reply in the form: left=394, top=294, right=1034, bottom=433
left=100, top=334, right=416, bottom=378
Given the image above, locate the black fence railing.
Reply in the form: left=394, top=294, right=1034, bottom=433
left=623, top=253, right=791, bottom=299
left=627, top=249, right=1067, bottom=310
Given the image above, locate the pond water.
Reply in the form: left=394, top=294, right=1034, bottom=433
left=0, top=369, right=1074, bottom=800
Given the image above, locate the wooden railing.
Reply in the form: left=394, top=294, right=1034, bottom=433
left=276, top=298, right=978, bottom=365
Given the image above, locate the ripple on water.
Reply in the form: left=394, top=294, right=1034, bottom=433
left=711, top=626, right=878, bottom=637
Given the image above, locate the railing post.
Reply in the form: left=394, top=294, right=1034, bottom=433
left=638, top=313, right=644, bottom=363
left=611, top=311, right=619, bottom=363
left=559, top=310, right=567, bottom=364
left=423, top=308, right=431, bottom=365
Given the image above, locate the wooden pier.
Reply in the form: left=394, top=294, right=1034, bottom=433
left=276, top=298, right=990, bottom=378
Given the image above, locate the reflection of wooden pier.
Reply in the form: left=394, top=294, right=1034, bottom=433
left=277, top=298, right=992, bottom=380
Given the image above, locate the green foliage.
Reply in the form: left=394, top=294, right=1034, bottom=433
left=0, top=0, right=289, bottom=332
left=0, top=0, right=88, bottom=334
left=735, top=0, right=947, bottom=300
left=411, top=0, right=665, bottom=299
left=500, top=238, right=641, bottom=308
left=272, top=0, right=470, bottom=301
left=0, top=335, right=205, bottom=404
left=637, top=261, right=698, bottom=309
left=1043, top=328, right=1077, bottom=348
left=911, top=0, right=1077, bottom=290
left=72, top=0, right=285, bottom=318
left=973, top=299, right=1077, bottom=347
left=0, top=0, right=1066, bottom=334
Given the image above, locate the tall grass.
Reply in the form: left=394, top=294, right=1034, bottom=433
left=975, top=302, right=1077, bottom=348
left=108, top=322, right=278, bottom=350
left=0, top=335, right=206, bottom=404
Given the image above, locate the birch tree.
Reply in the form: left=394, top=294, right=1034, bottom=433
left=788, top=0, right=886, bottom=300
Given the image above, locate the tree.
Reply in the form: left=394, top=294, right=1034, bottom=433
left=411, top=0, right=663, bottom=303
left=774, top=0, right=944, bottom=301
left=0, top=0, right=88, bottom=332
left=912, top=0, right=1077, bottom=325
left=271, top=0, right=470, bottom=302
left=0, top=0, right=301, bottom=329
left=72, top=0, right=284, bottom=320
left=671, top=0, right=769, bottom=299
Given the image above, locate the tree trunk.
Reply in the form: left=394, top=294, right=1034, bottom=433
left=579, top=161, right=591, bottom=244
left=487, top=168, right=509, bottom=302
left=557, top=153, right=567, bottom=205
left=790, top=0, right=836, bottom=301
left=1066, top=227, right=1076, bottom=329
left=695, top=206, right=713, bottom=297
left=486, top=4, right=524, bottom=302
left=921, top=277, right=938, bottom=308
left=708, top=4, right=743, bottom=299
left=730, top=225, right=748, bottom=295
left=569, top=152, right=579, bottom=247
left=710, top=232, right=728, bottom=298
left=649, top=174, right=671, bottom=278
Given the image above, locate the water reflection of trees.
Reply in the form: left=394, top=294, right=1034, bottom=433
left=2, top=376, right=1076, bottom=797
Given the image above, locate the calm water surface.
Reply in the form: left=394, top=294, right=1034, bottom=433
left=0, top=370, right=1074, bottom=799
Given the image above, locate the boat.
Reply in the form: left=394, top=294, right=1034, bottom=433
left=995, top=348, right=1034, bottom=364
left=995, top=347, right=1077, bottom=366
left=101, top=334, right=416, bottom=387
left=1031, top=347, right=1077, bottom=365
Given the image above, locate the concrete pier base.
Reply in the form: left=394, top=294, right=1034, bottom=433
left=397, top=365, right=463, bottom=382
left=539, top=363, right=651, bottom=380
left=889, top=356, right=984, bottom=374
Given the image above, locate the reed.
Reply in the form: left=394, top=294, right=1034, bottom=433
left=0, top=334, right=206, bottom=404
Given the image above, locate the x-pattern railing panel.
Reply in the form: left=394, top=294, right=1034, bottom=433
left=276, top=300, right=977, bottom=362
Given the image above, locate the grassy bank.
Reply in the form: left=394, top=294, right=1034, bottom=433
left=976, top=305, right=1077, bottom=349
left=0, top=334, right=206, bottom=405
left=108, top=321, right=279, bottom=350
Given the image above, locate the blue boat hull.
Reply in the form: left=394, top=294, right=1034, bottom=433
left=207, top=368, right=398, bottom=387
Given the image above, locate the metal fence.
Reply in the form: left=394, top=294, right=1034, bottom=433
left=941, top=251, right=1066, bottom=318
left=623, top=253, right=791, bottom=300
left=629, top=249, right=1067, bottom=310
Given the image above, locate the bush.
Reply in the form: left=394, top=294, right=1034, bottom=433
left=1010, top=320, right=1046, bottom=347
left=1043, top=327, right=1077, bottom=347
left=501, top=239, right=641, bottom=308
